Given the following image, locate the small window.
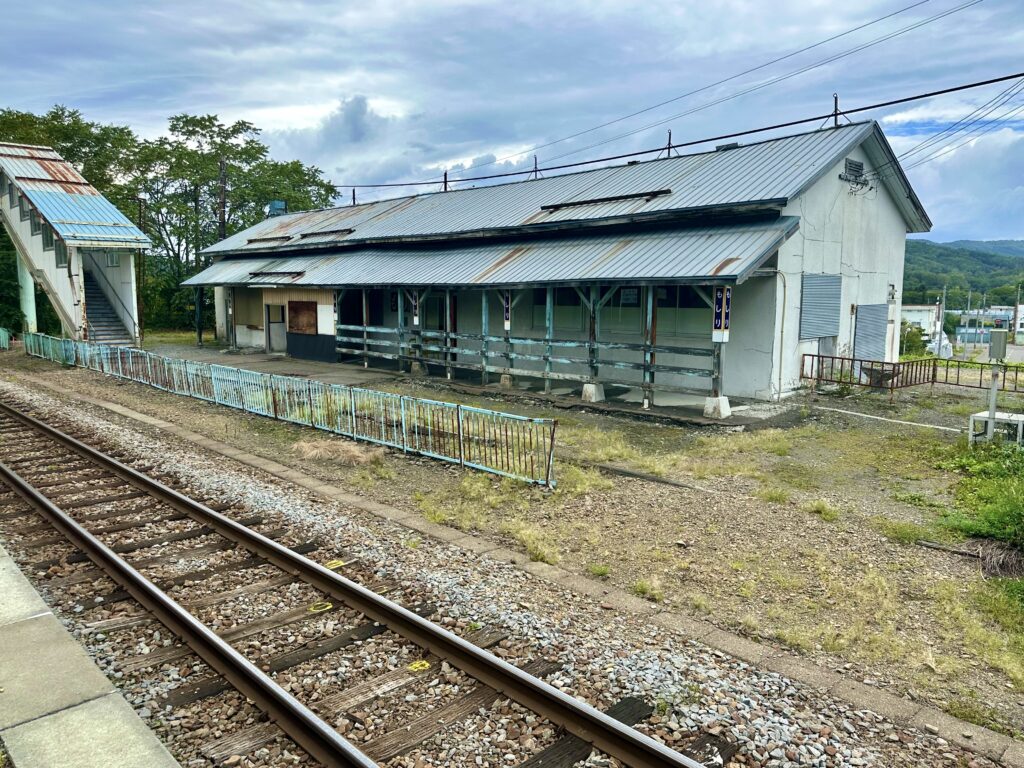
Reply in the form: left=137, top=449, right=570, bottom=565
left=55, top=240, right=69, bottom=268
left=30, top=210, right=42, bottom=236
left=19, top=193, right=29, bottom=221
left=6, top=182, right=13, bottom=208
left=41, top=225, right=54, bottom=251
left=105, top=251, right=120, bottom=268
left=287, top=301, right=317, bottom=335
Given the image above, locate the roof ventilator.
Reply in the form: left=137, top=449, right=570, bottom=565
left=840, top=158, right=869, bottom=187
left=715, top=142, right=740, bottom=151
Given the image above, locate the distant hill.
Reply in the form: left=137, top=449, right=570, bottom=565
left=944, top=240, right=1024, bottom=260
left=903, top=239, right=1024, bottom=306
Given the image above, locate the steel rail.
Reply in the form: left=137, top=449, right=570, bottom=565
left=0, top=401, right=704, bottom=768
left=0, top=457, right=377, bottom=768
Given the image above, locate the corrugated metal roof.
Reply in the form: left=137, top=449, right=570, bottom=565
left=0, top=142, right=150, bottom=247
left=185, top=217, right=798, bottom=288
left=204, top=121, right=928, bottom=258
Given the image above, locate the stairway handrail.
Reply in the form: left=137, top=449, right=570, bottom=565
left=82, top=251, right=139, bottom=342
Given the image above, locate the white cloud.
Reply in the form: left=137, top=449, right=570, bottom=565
left=5, top=0, right=1024, bottom=239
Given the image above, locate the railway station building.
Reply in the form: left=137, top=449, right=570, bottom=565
left=184, top=121, right=930, bottom=415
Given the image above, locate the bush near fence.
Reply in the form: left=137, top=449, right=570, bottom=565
left=21, top=333, right=556, bottom=486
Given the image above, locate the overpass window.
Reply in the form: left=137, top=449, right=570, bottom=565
left=55, top=240, right=68, bottom=268
left=41, top=225, right=54, bottom=250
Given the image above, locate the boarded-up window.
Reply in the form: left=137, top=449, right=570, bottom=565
left=799, top=274, right=841, bottom=340
left=288, top=301, right=317, bottom=334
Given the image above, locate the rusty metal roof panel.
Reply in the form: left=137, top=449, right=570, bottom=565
left=0, top=142, right=150, bottom=247
left=185, top=217, right=798, bottom=287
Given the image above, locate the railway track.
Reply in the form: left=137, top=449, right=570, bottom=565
left=0, top=398, right=707, bottom=768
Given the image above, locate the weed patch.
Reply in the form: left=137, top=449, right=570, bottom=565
left=500, top=520, right=559, bottom=564
left=587, top=563, right=610, bottom=578
left=803, top=499, right=840, bottom=521
left=632, top=579, right=664, bottom=602
left=755, top=486, right=791, bottom=504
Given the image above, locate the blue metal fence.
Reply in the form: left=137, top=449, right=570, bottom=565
left=21, top=333, right=556, bottom=486
left=0, top=328, right=10, bottom=350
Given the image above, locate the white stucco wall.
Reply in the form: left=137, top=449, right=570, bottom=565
left=770, top=144, right=910, bottom=398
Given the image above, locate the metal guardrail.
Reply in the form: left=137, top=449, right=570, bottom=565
left=22, top=333, right=557, bottom=486
left=802, top=353, right=1024, bottom=395
left=0, top=328, right=10, bottom=350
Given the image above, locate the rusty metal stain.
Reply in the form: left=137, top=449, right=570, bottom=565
left=471, top=245, right=533, bottom=283
left=710, top=256, right=739, bottom=276
left=37, top=159, right=87, bottom=184
left=582, top=239, right=634, bottom=276
left=520, top=208, right=553, bottom=226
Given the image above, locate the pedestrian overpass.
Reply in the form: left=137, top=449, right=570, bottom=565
left=0, top=141, right=149, bottom=343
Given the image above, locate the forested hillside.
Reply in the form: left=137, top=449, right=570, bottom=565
left=903, top=239, right=1024, bottom=307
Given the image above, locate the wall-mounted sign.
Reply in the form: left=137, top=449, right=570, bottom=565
left=712, top=286, right=732, bottom=343
left=411, top=291, right=420, bottom=326
left=503, top=290, right=511, bottom=331
left=619, top=287, right=640, bottom=307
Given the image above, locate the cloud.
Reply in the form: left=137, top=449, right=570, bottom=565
left=4, top=0, right=1024, bottom=238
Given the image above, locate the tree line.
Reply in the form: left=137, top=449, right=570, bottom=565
left=0, top=106, right=336, bottom=334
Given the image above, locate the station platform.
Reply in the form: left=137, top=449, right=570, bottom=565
left=0, top=543, right=179, bottom=768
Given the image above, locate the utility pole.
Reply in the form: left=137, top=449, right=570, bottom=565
left=965, top=289, right=972, bottom=358
left=218, top=158, right=227, bottom=242
left=938, top=283, right=947, bottom=356
left=1014, top=283, right=1022, bottom=345
left=833, top=93, right=840, bottom=127
left=136, top=196, right=146, bottom=343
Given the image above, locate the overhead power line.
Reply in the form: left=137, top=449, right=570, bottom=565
left=455, top=0, right=936, bottom=176
left=338, top=70, right=1024, bottom=191
left=527, top=0, right=984, bottom=168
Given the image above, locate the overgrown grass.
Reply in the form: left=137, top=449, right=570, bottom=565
left=415, top=474, right=528, bottom=531
left=941, top=440, right=1024, bottom=549
left=755, top=486, right=790, bottom=504
left=553, top=465, right=614, bottom=496
left=499, top=520, right=559, bottom=564
left=632, top=579, right=664, bottom=602
left=587, top=563, right=610, bottom=578
left=802, top=499, right=840, bottom=522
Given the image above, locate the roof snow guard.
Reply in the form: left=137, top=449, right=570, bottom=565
left=0, top=142, right=150, bottom=248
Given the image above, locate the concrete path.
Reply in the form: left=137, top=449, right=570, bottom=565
left=0, top=543, right=179, bottom=768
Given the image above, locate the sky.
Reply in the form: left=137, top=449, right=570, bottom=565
left=5, top=0, right=1024, bottom=242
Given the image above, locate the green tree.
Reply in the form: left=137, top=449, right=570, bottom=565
left=0, top=107, right=336, bottom=333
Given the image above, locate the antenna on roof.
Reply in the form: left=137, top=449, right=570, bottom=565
left=443, top=170, right=449, bottom=192
left=351, top=188, right=356, bottom=206
left=529, top=155, right=542, bottom=180
left=657, top=130, right=678, bottom=159
left=833, top=93, right=840, bottom=127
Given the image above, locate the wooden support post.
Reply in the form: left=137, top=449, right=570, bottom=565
left=396, top=289, right=405, bottom=373
left=195, top=286, right=205, bottom=348
left=444, top=288, right=453, bottom=379
left=589, top=283, right=599, bottom=380
left=712, top=342, right=723, bottom=397
left=480, top=290, right=489, bottom=385
left=361, top=288, right=369, bottom=369
left=544, top=286, right=553, bottom=394
left=505, top=290, right=513, bottom=382
left=642, top=285, right=654, bottom=409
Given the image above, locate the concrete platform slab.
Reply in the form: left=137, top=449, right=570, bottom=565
left=2, top=691, right=178, bottom=768
left=0, top=613, right=113, bottom=730
left=0, top=553, right=49, bottom=627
